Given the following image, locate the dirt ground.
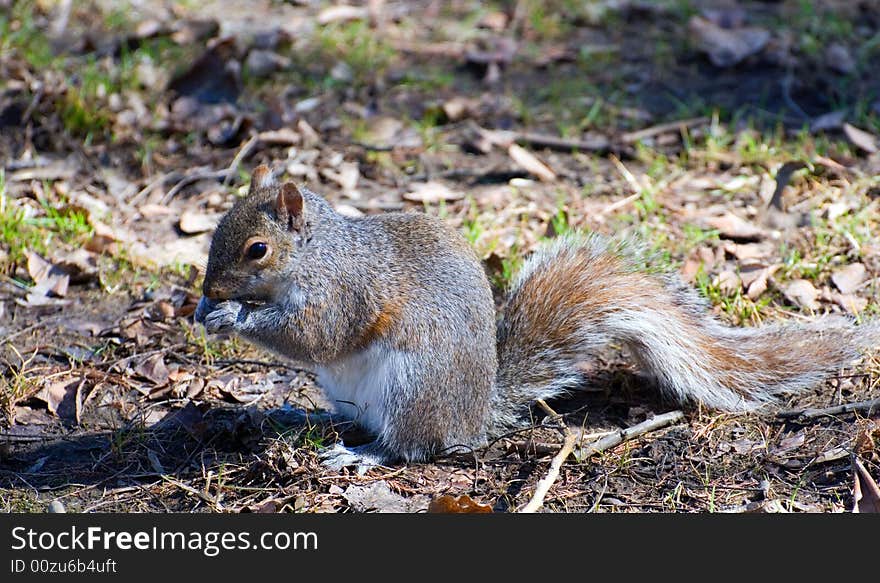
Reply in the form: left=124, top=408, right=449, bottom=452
left=1, top=0, right=879, bottom=513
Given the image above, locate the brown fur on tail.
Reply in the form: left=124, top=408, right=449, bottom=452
left=490, top=234, right=879, bottom=434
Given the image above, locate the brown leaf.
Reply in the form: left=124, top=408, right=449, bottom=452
left=152, top=401, right=210, bottom=439
left=317, top=5, right=368, bottom=25
left=135, top=353, right=170, bottom=386
left=831, top=263, right=866, bottom=294
left=427, top=494, right=493, bottom=513
left=715, top=269, right=741, bottom=294
left=402, top=181, right=465, bottom=204
left=706, top=213, right=765, bottom=241
left=342, top=481, right=428, bottom=513
left=782, top=279, right=820, bottom=311
left=688, top=15, right=769, bottom=67
left=179, top=210, right=221, bottom=235
left=507, top=144, right=556, bottom=182
left=843, top=123, right=879, bottom=154
left=35, top=377, right=83, bottom=423
left=852, top=459, right=880, bottom=513
left=830, top=292, right=868, bottom=315
left=25, top=250, right=69, bottom=296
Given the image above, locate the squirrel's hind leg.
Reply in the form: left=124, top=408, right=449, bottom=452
left=319, top=441, right=393, bottom=475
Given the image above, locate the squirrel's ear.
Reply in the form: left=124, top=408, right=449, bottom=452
left=249, top=164, right=275, bottom=194
left=275, top=182, right=305, bottom=232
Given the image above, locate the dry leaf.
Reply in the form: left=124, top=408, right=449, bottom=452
left=179, top=210, right=221, bottom=234
left=402, top=181, right=465, bottom=204
left=317, top=5, right=368, bottom=25
left=342, top=481, right=428, bottom=513
left=688, top=15, right=769, bottom=67
left=843, top=123, right=879, bottom=154
left=35, top=377, right=83, bottom=423
left=715, top=269, right=741, bottom=294
left=831, top=263, right=866, bottom=294
left=830, top=292, right=868, bottom=315
left=320, top=162, right=359, bottom=192
left=135, top=353, right=170, bottom=386
left=852, top=459, right=880, bottom=513
left=706, top=213, right=765, bottom=241
left=427, top=494, right=493, bottom=513
left=782, top=279, right=820, bottom=311
left=507, top=144, right=556, bottom=182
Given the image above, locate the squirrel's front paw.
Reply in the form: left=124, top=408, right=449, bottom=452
left=194, top=297, right=219, bottom=324
left=201, top=300, right=242, bottom=334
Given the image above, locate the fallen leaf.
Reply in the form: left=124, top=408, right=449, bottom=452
left=831, top=263, right=866, bottom=294
left=317, top=5, right=368, bottom=25
left=829, top=292, right=868, bottom=315
left=852, top=459, right=880, bottom=513
left=723, top=241, right=773, bottom=261
left=782, top=279, right=820, bottom=311
left=342, top=481, right=428, bottom=513
left=507, top=144, right=556, bottom=182
left=826, top=42, right=856, bottom=75
left=427, top=494, right=493, bottom=513
left=25, top=250, right=69, bottom=296
left=320, top=162, right=359, bottom=192
left=35, top=377, right=83, bottom=423
left=442, top=96, right=478, bottom=121
left=179, top=209, right=222, bottom=234
left=135, top=353, right=170, bottom=386
left=774, top=432, right=805, bottom=454
left=706, top=213, right=765, bottom=241
left=843, top=123, right=878, bottom=154
left=688, top=15, right=769, bottom=67
left=810, top=110, right=846, bottom=133
left=715, top=269, right=741, bottom=294
left=402, top=181, right=465, bottom=204
left=151, top=401, right=210, bottom=439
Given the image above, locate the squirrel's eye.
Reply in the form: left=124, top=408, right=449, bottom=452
left=246, top=241, right=268, bottom=260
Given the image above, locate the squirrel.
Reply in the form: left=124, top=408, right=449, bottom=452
left=194, top=164, right=879, bottom=469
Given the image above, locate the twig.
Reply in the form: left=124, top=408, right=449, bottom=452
left=513, top=131, right=610, bottom=153
left=620, top=117, right=709, bottom=144
left=519, top=400, right=577, bottom=513
left=129, top=172, right=181, bottom=206
left=777, top=398, right=880, bottom=420
left=223, top=135, right=260, bottom=186
left=161, top=169, right=231, bottom=203
left=573, top=410, right=685, bottom=460
left=597, top=192, right=641, bottom=217
left=609, top=154, right=643, bottom=194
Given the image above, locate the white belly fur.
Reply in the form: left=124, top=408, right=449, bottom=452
left=315, top=344, right=402, bottom=436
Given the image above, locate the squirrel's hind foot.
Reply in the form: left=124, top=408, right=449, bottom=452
left=319, top=442, right=392, bottom=475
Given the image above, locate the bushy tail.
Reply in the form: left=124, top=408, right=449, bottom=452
left=490, top=234, right=879, bottom=434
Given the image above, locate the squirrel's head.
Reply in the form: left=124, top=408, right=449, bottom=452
left=202, top=164, right=312, bottom=303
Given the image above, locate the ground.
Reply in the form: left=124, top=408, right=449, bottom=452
left=1, top=0, right=879, bottom=513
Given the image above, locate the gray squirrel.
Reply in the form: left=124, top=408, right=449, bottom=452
left=194, top=164, right=879, bottom=469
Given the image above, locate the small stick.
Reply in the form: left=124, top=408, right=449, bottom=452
left=223, top=135, right=260, bottom=186
left=573, top=410, right=685, bottom=460
left=777, top=398, right=880, bottom=420
left=519, top=431, right=578, bottom=513
left=513, top=131, right=610, bottom=153
left=161, top=169, right=231, bottom=203
left=597, top=192, right=641, bottom=217
left=620, top=117, right=709, bottom=144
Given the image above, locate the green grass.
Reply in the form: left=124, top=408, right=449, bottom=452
left=0, top=1, right=55, bottom=69
left=314, top=20, right=395, bottom=88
